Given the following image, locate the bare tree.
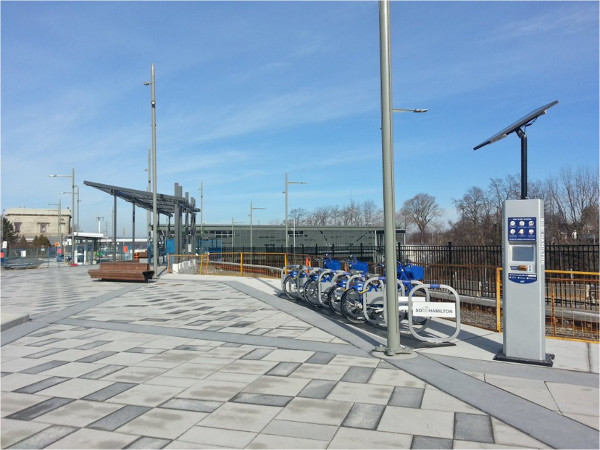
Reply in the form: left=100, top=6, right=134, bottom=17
left=451, top=187, right=495, bottom=244
left=361, top=200, right=383, bottom=226
left=400, top=193, right=441, bottom=244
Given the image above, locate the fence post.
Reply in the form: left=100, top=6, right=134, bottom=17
left=447, top=241, right=453, bottom=265
left=240, top=252, right=244, bottom=276
left=496, top=267, right=502, bottom=332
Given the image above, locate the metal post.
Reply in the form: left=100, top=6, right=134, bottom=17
left=250, top=202, right=254, bottom=250
left=378, top=0, right=407, bottom=355
left=132, top=202, right=135, bottom=261
left=113, top=194, right=117, bottom=261
left=147, top=148, right=151, bottom=250
left=71, top=168, right=75, bottom=265
left=285, top=173, right=289, bottom=249
left=200, top=182, right=204, bottom=243
left=516, top=127, right=528, bottom=199
left=151, top=64, right=158, bottom=275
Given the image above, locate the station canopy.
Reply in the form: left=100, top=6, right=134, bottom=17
left=84, top=180, right=200, bottom=217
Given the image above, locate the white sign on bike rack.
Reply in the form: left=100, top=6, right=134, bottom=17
left=397, top=296, right=424, bottom=311
left=412, top=302, right=456, bottom=318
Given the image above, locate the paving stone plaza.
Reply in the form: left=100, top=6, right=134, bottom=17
left=1, top=266, right=598, bottom=449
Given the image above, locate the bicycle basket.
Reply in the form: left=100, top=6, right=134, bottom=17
left=324, top=258, right=341, bottom=270
left=349, top=260, right=369, bottom=273
left=404, top=264, right=425, bottom=280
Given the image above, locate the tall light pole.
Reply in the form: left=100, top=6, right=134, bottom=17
left=145, top=64, right=158, bottom=275
left=146, top=148, right=151, bottom=249
left=249, top=202, right=265, bottom=250
left=199, top=182, right=204, bottom=244
left=50, top=168, right=75, bottom=265
left=377, top=1, right=428, bottom=354
left=231, top=218, right=243, bottom=251
left=49, top=200, right=62, bottom=262
left=283, top=172, right=307, bottom=250
left=96, top=216, right=104, bottom=235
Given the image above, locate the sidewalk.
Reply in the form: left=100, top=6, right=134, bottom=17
left=1, top=266, right=598, bottom=449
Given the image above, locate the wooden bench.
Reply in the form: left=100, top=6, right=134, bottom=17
left=88, top=261, right=154, bottom=282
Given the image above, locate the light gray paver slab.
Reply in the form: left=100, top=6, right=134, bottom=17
left=546, top=381, right=600, bottom=416
left=177, top=425, right=256, bottom=448
left=261, top=419, right=338, bottom=441
left=242, top=374, right=309, bottom=396
left=199, top=402, right=281, bottom=432
left=47, top=428, right=139, bottom=449
left=178, top=379, right=247, bottom=401
left=118, top=408, right=206, bottom=440
left=378, top=405, right=455, bottom=439
left=248, top=433, right=328, bottom=449
left=276, top=397, right=353, bottom=426
left=328, top=427, right=412, bottom=449
left=327, top=381, right=393, bottom=405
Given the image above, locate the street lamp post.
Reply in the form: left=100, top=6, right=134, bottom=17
left=377, top=0, right=427, bottom=355
left=249, top=202, right=265, bottom=250
left=231, top=218, right=243, bottom=251
left=145, top=64, right=158, bottom=275
left=61, top=185, right=80, bottom=263
left=48, top=200, right=62, bottom=263
left=50, top=168, right=75, bottom=265
left=283, top=172, right=307, bottom=251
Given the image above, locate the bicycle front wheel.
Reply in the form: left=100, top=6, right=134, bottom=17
left=283, top=275, right=300, bottom=300
left=341, top=289, right=366, bottom=323
left=328, top=286, right=344, bottom=315
left=303, top=280, right=320, bottom=306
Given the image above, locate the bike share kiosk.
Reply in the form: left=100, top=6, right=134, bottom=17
left=499, top=199, right=552, bottom=365
left=474, top=100, right=558, bottom=366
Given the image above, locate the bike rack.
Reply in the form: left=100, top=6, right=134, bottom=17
left=407, top=283, right=461, bottom=343
left=316, top=269, right=343, bottom=305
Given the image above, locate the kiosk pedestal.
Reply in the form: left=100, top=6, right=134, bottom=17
left=495, top=199, right=553, bottom=366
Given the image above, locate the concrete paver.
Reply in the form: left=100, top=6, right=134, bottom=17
left=1, top=266, right=598, bottom=449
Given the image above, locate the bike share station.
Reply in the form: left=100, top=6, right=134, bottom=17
left=474, top=100, right=558, bottom=366
left=280, top=258, right=462, bottom=346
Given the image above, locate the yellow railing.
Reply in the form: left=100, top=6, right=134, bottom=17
left=496, top=268, right=599, bottom=342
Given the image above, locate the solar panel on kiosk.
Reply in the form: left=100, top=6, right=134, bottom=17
left=473, top=100, right=558, bottom=151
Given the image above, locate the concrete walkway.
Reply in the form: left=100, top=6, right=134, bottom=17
left=1, top=266, right=598, bottom=449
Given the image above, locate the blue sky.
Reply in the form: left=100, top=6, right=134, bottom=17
left=2, top=0, right=598, bottom=237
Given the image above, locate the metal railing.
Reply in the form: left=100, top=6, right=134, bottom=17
left=494, top=268, right=598, bottom=342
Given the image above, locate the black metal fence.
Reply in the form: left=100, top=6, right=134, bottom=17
left=245, top=243, right=598, bottom=272
left=399, top=243, right=598, bottom=272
